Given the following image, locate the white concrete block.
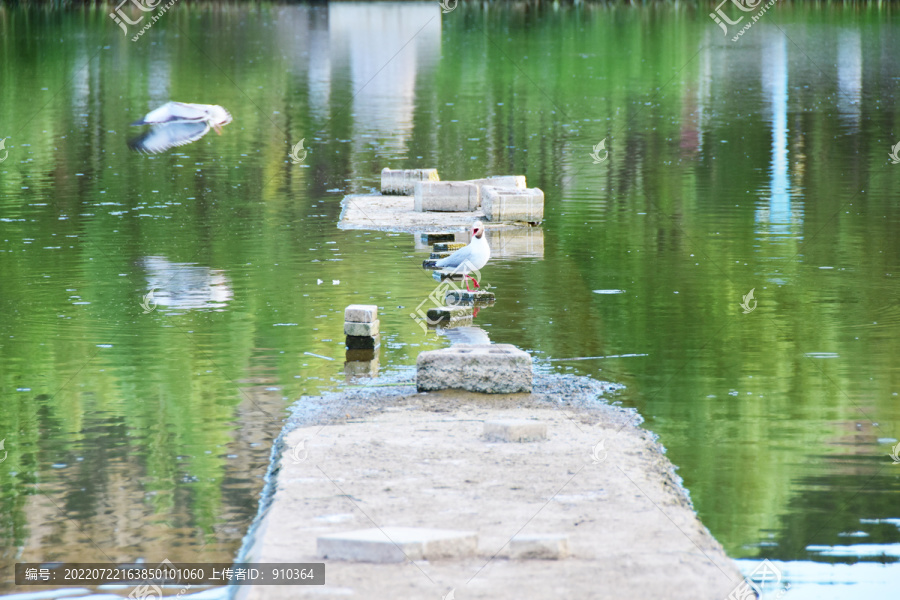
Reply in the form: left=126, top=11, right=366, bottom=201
left=317, top=527, right=477, bottom=563
left=483, top=420, right=547, bottom=442
left=509, top=534, right=570, bottom=559
left=381, top=168, right=439, bottom=195
left=344, top=304, right=377, bottom=323
left=466, top=175, right=527, bottom=206
left=414, top=181, right=479, bottom=212
left=482, top=186, right=544, bottom=223
left=344, top=319, right=379, bottom=337
left=416, top=344, right=533, bottom=393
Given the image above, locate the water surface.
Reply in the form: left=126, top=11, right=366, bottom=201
left=1, top=2, right=900, bottom=596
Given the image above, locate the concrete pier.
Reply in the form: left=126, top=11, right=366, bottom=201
left=235, top=375, right=745, bottom=600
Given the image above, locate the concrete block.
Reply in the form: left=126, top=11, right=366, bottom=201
left=482, top=186, right=544, bottom=224
left=414, top=181, right=479, bottom=212
left=484, top=420, right=547, bottom=442
left=426, top=306, right=473, bottom=323
left=433, top=242, right=466, bottom=252
left=420, top=232, right=456, bottom=244
left=381, top=168, right=439, bottom=195
left=509, top=534, right=570, bottom=560
left=345, top=304, right=377, bottom=323
left=346, top=334, right=380, bottom=350
left=318, top=527, right=477, bottom=563
left=344, top=320, right=380, bottom=337
left=446, top=290, right=495, bottom=306
left=346, top=348, right=376, bottom=362
left=416, top=344, right=533, bottom=393
left=466, top=175, right=527, bottom=205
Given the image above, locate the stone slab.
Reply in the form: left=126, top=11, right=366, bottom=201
left=509, top=534, right=570, bottom=560
left=344, top=304, right=377, bottom=323
left=381, top=168, right=439, bottom=195
left=344, top=320, right=380, bottom=337
left=414, top=181, right=479, bottom=212
left=446, top=290, right=496, bottom=306
left=433, top=241, right=467, bottom=252
left=484, top=420, right=548, bottom=442
left=317, top=527, right=477, bottom=563
left=346, top=334, right=380, bottom=350
left=483, top=186, right=544, bottom=224
left=416, top=344, right=533, bottom=393
left=430, top=251, right=453, bottom=259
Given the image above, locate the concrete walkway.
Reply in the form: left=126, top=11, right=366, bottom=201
left=236, top=376, right=745, bottom=599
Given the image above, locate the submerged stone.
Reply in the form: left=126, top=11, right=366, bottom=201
left=346, top=334, right=380, bottom=350
left=425, top=306, right=473, bottom=323
left=446, top=290, right=495, bottom=305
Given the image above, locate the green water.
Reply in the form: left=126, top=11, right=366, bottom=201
left=2, top=1, right=900, bottom=592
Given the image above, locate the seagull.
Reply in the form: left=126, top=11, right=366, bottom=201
left=132, top=102, right=232, bottom=134
left=435, top=221, right=491, bottom=292
left=129, top=102, right=232, bottom=154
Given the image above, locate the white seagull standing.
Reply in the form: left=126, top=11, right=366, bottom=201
left=132, top=102, right=233, bottom=134
left=435, top=221, right=491, bottom=291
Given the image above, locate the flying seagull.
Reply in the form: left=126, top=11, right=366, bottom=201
left=435, top=221, right=491, bottom=291
left=132, top=102, right=232, bottom=133
left=129, top=102, right=232, bottom=154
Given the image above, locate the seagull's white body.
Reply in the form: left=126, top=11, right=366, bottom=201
left=436, top=221, right=491, bottom=279
left=132, top=102, right=232, bottom=133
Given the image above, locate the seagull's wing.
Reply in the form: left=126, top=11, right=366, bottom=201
left=128, top=121, right=212, bottom=154
left=435, top=244, right=474, bottom=270
left=132, top=102, right=211, bottom=126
